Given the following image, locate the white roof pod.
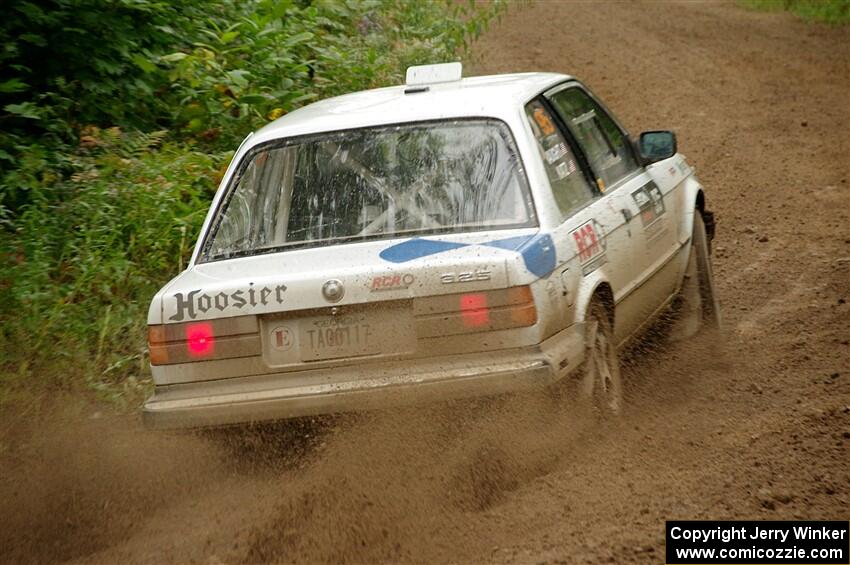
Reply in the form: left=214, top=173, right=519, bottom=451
left=405, top=62, right=463, bottom=86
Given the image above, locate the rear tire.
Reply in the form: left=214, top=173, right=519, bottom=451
left=579, top=298, right=623, bottom=417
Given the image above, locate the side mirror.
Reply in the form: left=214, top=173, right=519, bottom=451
left=638, top=130, right=677, bottom=165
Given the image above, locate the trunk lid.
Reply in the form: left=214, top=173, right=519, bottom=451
left=159, top=229, right=540, bottom=324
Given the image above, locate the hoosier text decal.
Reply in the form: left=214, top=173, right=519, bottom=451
left=168, top=283, right=287, bottom=321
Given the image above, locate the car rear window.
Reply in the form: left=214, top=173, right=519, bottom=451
left=200, top=119, right=536, bottom=262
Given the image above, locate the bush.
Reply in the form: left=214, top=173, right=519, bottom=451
left=0, top=129, right=226, bottom=406
left=1, top=1, right=501, bottom=209
left=0, top=0, right=503, bottom=406
left=1, top=0, right=202, bottom=130
left=0, top=0, right=221, bottom=215
left=160, top=0, right=499, bottom=145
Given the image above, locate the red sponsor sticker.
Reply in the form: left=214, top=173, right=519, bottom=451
left=571, top=221, right=603, bottom=263
left=371, top=273, right=415, bottom=291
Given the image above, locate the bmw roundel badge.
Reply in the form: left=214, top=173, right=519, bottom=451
left=322, top=279, right=345, bottom=303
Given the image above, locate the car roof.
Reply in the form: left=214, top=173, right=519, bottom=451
left=250, top=72, right=571, bottom=144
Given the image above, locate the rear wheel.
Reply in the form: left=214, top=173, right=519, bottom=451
left=579, top=298, right=623, bottom=417
left=673, top=211, right=721, bottom=338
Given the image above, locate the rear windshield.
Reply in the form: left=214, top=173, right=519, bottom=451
left=199, top=119, right=536, bottom=262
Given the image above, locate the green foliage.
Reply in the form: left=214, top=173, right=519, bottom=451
left=739, top=0, right=850, bottom=23
left=0, top=0, right=213, bottom=214
left=1, top=127, right=227, bottom=405
left=1, top=1, right=210, bottom=132
left=1, top=0, right=501, bottom=211
left=159, top=0, right=501, bottom=144
left=0, top=0, right=502, bottom=406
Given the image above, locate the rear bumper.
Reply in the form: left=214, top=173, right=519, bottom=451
left=142, top=323, right=585, bottom=430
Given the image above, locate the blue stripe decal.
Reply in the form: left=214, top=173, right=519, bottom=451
left=515, top=233, right=557, bottom=278
left=480, top=234, right=535, bottom=252
left=379, top=238, right=469, bottom=263
left=380, top=233, right=557, bottom=278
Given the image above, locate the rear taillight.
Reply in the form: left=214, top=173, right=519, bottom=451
left=414, top=286, right=537, bottom=338
left=148, top=325, right=169, bottom=365
left=506, top=286, right=538, bottom=327
left=186, top=322, right=215, bottom=356
left=147, top=315, right=260, bottom=365
left=460, top=293, right=489, bottom=327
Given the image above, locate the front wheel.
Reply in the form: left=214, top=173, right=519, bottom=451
left=579, top=298, right=623, bottom=417
left=673, top=211, right=722, bottom=338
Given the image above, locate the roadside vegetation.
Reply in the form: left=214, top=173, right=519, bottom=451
left=740, top=0, right=850, bottom=24
left=0, top=0, right=502, bottom=408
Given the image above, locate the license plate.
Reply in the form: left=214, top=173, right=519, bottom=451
left=263, top=306, right=413, bottom=365
left=299, top=313, right=380, bottom=361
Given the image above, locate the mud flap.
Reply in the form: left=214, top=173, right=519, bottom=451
left=702, top=210, right=716, bottom=246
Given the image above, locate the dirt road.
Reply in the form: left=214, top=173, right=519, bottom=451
left=1, top=1, right=848, bottom=563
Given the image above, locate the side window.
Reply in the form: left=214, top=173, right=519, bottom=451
left=548, top=87, right=639, bottom=191
left=524, top=100, right=595, bottom=219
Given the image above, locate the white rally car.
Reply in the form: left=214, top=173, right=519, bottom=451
left=144, top=63, right=720, bottom=429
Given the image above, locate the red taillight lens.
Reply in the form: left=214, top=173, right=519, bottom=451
left=460, top=293, right=489, bottom=327
left=147, top=316, right=260, bottom=366
left=186, top=322, right=215, bottom=357
left=413, top=286, right=537, bottom=338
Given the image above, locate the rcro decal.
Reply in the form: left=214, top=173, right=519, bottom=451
left=371, top=273, right=415, bottom=291
left=169, top=283, right=287, bottom=321
left=571, top=220, right=607, bottom=276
